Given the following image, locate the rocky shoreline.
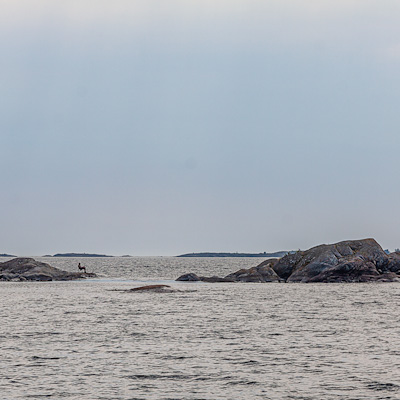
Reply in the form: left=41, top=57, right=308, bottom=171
left=177, top=238, right=400, bottom=283
left=0, top=258, right=97, bottom=281
left=2, top=238, right=400, bottom=283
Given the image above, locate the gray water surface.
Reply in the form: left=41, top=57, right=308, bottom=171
left=1, top=257, right=400, bottom=399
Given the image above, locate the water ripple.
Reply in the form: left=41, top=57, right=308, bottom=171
left=1, top=257, right=400, bottom=399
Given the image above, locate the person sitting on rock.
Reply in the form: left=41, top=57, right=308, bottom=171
left=78, top=263, right=87, bottom=273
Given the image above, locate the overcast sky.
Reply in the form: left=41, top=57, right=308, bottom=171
left=1, top=1, right=400, bottom=256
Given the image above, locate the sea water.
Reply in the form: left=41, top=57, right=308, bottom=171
left=1, top=257, right=400, bottom=399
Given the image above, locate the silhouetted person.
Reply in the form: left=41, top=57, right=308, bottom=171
left=78, top=263, right=87, bottom=273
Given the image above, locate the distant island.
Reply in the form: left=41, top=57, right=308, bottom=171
left=0, top=254, right=16, bottom=257
left=52, top=253, right=113, bottom=257
left=177, top=251, right=288, bottom=258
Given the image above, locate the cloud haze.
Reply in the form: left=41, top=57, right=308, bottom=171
left=1, top=1, right=400, bottom=255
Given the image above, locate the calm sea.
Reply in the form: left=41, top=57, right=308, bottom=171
left=1, top=257, right=400, bottom=400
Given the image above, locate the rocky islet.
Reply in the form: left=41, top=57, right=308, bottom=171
left=0, top=258, right=96, bottom=281
left=177, top=238, right=400, bottom=283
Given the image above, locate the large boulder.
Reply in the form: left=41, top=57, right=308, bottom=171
left=176, top=273, right=201, bottom=281
left=272, top=238, right=399, bottom=283
left=225, top=259, right=282, bottom=282
left=306, top=259, right=398, bottom=283
left=0, top=258, right=96, bottom=281
left=386, top=252, right=400, bottom=273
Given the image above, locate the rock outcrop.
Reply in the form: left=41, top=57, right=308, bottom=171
left=176, top=273, right=234, bottom=282
left=273, top=238, right=400, bottom=283
left=0, top=258, right=96, bottom=281
left=176, top=239, right=400, bottom=283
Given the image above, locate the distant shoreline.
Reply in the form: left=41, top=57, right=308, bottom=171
left=51, top=253, right=114, bottom=258
left=2, top=252, right=287, bottom=258
left=177, top=251, right=288, bottom=258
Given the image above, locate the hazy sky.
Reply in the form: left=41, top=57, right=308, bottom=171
left=1, top=1, right=400, bottom=255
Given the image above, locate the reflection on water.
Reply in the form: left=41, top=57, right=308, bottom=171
left=1, top=257, right=400, bottom=399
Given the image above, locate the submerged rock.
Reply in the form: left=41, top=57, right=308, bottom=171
left=112, top=284, right=180, bottom=293
left=0, top=258, right=96, bottom=281
left=129, top=284, right=173, bottom=292
left=113, top=284, right=197, bottom=293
